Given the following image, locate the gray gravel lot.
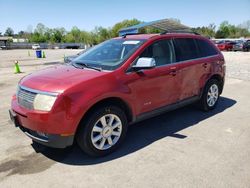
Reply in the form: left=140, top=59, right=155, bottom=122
left=0, top=50, right=249, bottom=187
left=223, top=51, right=250, bottom=81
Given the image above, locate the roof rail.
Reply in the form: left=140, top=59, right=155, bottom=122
left=160, top=30, right=200, bottom=35
left=121, top=33, right=143, bottom=38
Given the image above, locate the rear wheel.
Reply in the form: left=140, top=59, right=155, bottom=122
left=198, top=79, right=220, bottom=111
left=76, top=105, right=128, bottom=157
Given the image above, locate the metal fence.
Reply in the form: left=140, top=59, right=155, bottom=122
left=6, top=42, right=86, bottom=49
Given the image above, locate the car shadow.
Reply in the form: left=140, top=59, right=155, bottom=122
left=32, top=96, right=236, bottom=165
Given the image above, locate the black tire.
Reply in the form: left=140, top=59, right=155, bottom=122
left=76, top=105, right=128, bottom=157
left=198, top=79, right=220, bottom=111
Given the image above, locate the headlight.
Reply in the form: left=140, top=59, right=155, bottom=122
left=33, top=94, right=57, bottom=111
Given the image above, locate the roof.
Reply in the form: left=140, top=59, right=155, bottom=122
left=115, top=33, right=203, bottom=41
left=119, top=18, right=190, bottom=36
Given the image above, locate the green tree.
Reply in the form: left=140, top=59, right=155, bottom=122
left=80, top=30, right=92, bottom=44
left=64, top=33, right=75, bottom=43
left=111, top=19, right=141, bottom=37
left=35, top=23, right=46, bottom=35
left=215, top=21, right=231, bottom=38
left=238, top=20, right=250, bottom=31
left=4, top=27, right=14, bottom=36
left=50, top=27, right=66, bottom=43
left=192, top=23, right=216, bottom=38
left=92, top=26, right=111, bottom=43
left=30, top=32, right=46, bottom=43
left=70, top=26, right=81, bottom=42
left=18, top=31, right=25, bottom=37
left=215, top=21, right=250, bottom=38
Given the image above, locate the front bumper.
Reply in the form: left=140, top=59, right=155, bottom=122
left=9, top=109, right=74, bottom=148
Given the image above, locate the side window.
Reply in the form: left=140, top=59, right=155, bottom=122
left=139, top=40, right=175, bottom=66
left=196, top=39, right=218, bottom=57
left=173, top=38, right=199, bottom=62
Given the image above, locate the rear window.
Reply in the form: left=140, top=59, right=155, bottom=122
left=173, top=38, right=199, bottom=62
left=195, top=39, right=218, bottom=57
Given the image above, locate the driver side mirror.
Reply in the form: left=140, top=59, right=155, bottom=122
left=132, top=57, right=156, bottom=71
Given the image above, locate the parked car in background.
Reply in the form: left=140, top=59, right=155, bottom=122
left=232, top=40, right=250, bottom=51
left=0, top=45, right=7, bottom=50
left=217, top=41, right=236, bottom=51
left=10, top=32, right=225, bottom=157
left=32, top=44, right=40, bottom=50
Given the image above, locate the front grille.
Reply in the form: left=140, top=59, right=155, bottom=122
left=17, top=86, right=37, bottom=110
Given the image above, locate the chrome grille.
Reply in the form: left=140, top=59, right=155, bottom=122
left=17, top=86, right=37, bottom=110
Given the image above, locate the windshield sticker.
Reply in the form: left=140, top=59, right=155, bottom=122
left=123, top=41, right=140, bottom=45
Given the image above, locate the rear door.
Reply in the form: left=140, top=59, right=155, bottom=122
left=172, top=37, right=220, bottom=101
left=195, top=38, right=221, bottom=87
left=173, top=37, right=203, bottom=100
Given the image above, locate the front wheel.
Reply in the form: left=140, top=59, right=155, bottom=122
left=198, top=79, right=220, bottom=111
left=76, top=105, right=128, bottom=157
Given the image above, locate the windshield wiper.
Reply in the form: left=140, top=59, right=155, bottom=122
left=71, top=62, right=83, bottom=69
left=73, top=62, right=102, bottom=72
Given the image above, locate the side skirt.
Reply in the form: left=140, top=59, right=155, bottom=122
left=132, top=96, right=200, bottom=124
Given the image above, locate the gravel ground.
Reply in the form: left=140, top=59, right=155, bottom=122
left=0, top=50, right=250, bottom=188
left=223, top=51, right=250, bottom=81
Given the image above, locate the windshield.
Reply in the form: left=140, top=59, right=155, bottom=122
left=73, top=39, right=145, bottom=70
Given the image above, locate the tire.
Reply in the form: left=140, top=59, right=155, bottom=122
left=76, top=105, right=128, bottom=157
left=198, top=79, right=220, bottom=111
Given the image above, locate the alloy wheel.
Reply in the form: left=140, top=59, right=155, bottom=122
left=207, top=84, right=219, bottom=107
left=91, top=114, right=122, bottom=150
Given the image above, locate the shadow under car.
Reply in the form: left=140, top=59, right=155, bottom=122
left=32, top=96, right=236, bottom=165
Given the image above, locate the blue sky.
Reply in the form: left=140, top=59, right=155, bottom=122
left=0, top=0, right=250, bottom=33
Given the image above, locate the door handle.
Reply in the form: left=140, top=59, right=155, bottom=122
left=169, top=71, right=177, bottom=76
left=169, top=70, right=177, bottom=76
left=168, top=67, right=177, bottom=76
left=203, top=63, right=208, bottom=68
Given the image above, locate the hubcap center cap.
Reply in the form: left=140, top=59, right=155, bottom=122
left=102, top=126, right=112, bottom=138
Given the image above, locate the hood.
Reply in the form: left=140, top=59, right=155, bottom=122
left=19, top=64, right=108, bottom=93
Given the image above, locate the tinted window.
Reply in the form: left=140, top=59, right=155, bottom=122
left=196, top=39, right=218, bottom=57
left=173, top=38, right=199, bottom=62
left=139, top=40, right=175, bottom=66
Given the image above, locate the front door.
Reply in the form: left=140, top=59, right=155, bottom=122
left=127, top=39, right=180, bottom=115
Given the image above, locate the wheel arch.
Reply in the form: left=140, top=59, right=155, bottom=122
left=76, top=97, right=133, bottom=133
left=209, top=74, right=224, bottom=94
left=200, top=73, right=224, bottom=96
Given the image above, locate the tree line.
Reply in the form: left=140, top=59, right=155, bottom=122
left=1, top=19, right=250, bottom=45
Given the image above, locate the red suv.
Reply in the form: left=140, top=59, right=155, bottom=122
left=10, top=33, right=225, bottom=156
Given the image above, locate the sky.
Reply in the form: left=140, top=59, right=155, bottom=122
left=0, top=0, right=250, bottom=33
